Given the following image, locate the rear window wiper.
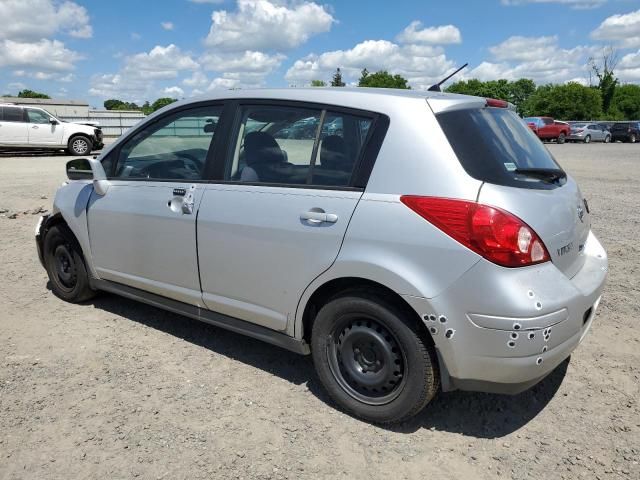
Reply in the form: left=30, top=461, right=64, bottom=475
left=514, top=168, right=566, bottom=184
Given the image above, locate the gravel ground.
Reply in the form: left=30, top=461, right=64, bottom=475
left=0, top=143, right=638, bottom=480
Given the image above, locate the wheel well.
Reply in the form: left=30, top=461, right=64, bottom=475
left=301, top=277, right=433, bottom=347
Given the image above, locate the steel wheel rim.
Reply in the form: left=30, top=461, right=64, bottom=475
left=327, top=314, right=407, bottom=406
left=73, top=139, right=88, bottom=154
left=53, top=244, right=77, bottom=291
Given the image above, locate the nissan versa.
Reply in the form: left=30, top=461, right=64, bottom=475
left=35, top=88, right=608, bottom=424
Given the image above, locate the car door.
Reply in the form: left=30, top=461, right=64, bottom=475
left=87, top=103, right=223, bottom=306
left=0, top=106, right=28, bottom=145
left=197, top=103, right=378, bottom=331
left=26, top=108, right=64, bottom=146
left=535, top=118, right=551, bottom=139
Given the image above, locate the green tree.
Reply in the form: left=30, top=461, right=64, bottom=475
left=150, top=97, right=177, bottom=113
left=525, top=82, right=602, bottom=120
left=330, top=68, right=345, bottom=87
left=589, top=48, right=619, bottom=115
left=358, top=70, right=410, bottom=89
left=508, top=79, right=536, bottom=115
left=104, top=99, right=140, bottom=110
left=610, top=84, right=640, bottom=120
left=17, top=89, right=50, bottom=99
left=310, top=79, right=326, bottom=87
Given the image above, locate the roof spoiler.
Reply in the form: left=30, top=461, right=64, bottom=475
left=428, top=63, right=468, bottom=92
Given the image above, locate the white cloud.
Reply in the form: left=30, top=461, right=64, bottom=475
left=466, top=36, right=598, bottom=84
left=204, top=0, right=334, bottom=51
left=0, top=39, right=82, bottom=72
left=396, top=22, right=462, bottom=45
left=501, top=0, right=606, bottom=9
left=7, top=81, right=27, bottom=91
left=126, top=45, right=199, bottom=80
left=618, top=49, right=640, bottom=82
left=0, top=0, right=92, bottom=41
left=591, top=9, right=640, bottom=48
left=90, top=45, right=200, bottom=101
left=163, top=86, right=185, bottom=97
left=183, top=71, right=209, bottom=88
left=489, top=36, right=558, bottom=62
left=285, top=39, right=456, bottom=89
left=200, top=50, right=285, bottom=73
left=161, top=21, right=175, bottom=31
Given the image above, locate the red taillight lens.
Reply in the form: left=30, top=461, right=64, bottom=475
left=400, top=196, right=550, bottom=267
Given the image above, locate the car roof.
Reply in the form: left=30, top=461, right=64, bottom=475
left=166, top=87, right=488, bottom=116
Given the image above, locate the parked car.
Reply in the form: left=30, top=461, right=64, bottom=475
left=524, top=116, right=571, bottom=143
left=35, top=89, right=607, bottom=424
left=568, top=123, right=611, bottom=143
left=610, top=122, right=640, bottom=143
left=0, top=104, right=103, bottom=155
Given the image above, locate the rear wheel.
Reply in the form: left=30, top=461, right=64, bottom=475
left=584, top=135, right=591, bottom=144
left=630, top=134, right=637, bottom=144
left=67, top=136, right=92, bottom=156
left=311, top=293, right=439, bottom=424
left=44, top=224, right=95, bottom=303
left=604, top=135, right=611, bottom=143
left=557, top=133, right=566, bottom=144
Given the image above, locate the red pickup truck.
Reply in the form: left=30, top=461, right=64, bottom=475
left=524, top=117, right=571, bottom=144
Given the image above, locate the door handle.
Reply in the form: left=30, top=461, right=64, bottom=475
left=167, top=185, right=196, bottom=214
left=300, top=210, right=338, bottom=224
left=32, top=125, right=39, bottom=129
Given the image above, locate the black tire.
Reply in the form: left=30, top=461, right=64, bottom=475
left=584, top=135, right=591, bottom=144
left=557, top=133, right=566, bottom=144
left=43, top=224, right=95, bottom=303
left=311, top=293, right=439, bottom=424
left=67, top=135, right=92, bottom=156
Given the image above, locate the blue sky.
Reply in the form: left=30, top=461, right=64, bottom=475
left=1, top=0, right=639, bottom=108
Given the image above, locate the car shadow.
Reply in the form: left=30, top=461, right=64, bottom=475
left=82, top=290, right=567, bottom=438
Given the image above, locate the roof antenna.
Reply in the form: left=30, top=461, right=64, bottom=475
left=428, top=63, right=468, bottom=92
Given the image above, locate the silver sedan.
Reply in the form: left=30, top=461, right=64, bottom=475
left=568, top=123, right=611, bottom=143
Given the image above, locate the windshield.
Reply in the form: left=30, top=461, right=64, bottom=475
left=437, top=107, right=563, bottom=190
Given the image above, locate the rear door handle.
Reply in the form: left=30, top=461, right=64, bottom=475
left=300, top=210, right=338, bottom=224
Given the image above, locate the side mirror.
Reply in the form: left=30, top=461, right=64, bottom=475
left=66, top=158, right=109, bottom=195
left=49, top=118, right=59, bottom=125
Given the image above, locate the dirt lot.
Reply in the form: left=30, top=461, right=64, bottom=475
left=0, top=143, right=638, bottom=480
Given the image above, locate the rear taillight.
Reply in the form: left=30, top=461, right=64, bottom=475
left=400, top=196, right=551, bottom=267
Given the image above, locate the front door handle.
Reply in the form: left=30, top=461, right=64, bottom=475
left=300, top=210, right=338, bottom=224
left=32, top=125, right=39, bottom=129
left=167, top=185, right=196, bottom=214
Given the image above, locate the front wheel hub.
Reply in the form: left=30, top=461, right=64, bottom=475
left=328, top=318, right=406, bottom=405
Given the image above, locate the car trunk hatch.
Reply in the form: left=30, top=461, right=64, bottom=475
left=478, top=180, right=590, bottom=278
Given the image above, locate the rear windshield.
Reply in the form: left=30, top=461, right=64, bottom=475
left=611, top=123, right=630, bottom=130
left=436, top=107, right=563, bottom=189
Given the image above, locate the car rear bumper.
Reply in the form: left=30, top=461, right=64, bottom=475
left=403, top=230, right=608, bottom=393
left=567, top=134, right=586, bottom=141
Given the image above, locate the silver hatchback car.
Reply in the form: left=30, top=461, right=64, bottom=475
left=36, top=88, right=608, bottom=423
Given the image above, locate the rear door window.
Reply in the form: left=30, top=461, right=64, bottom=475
left=437, top=107, right=563, bottom=190
left=1, top=106, right=25, bottom=123
left=225, top=105, right=372, bottom=188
